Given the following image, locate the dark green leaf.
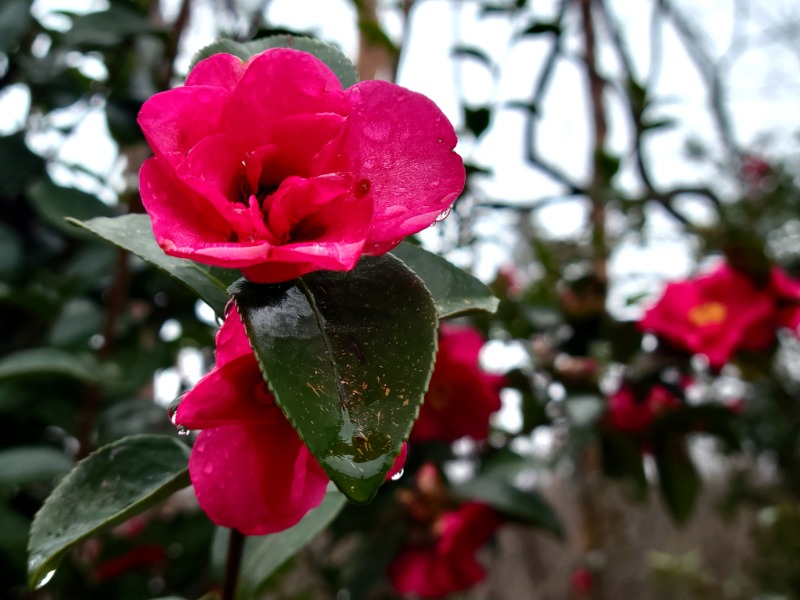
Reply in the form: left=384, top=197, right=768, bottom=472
left=28, top=180, right=114, bottom=239
left=0, top=0, right=31, bottom=53
left=0, top=447, right=74, bottom=487
left=28, top=435, right=190, bottom=589
left=464, top=105, right=492, bottom=138
left=0, top=348, right=102, bottom=383
left=61, top=5, right=154, bottom=47
left=0, top=222, right=24, bottom=281
left=190, top=36, right=358, bottom=89
left=390, top=242, right=498, bottom=318
left=599, top=430, right=647, bottom=496
left=453, top=450, right=563, bottom=537
left=654, top=435, right=700, bottom=524
left=518, top=21, right=561, bottom=37
left=236, top=491, right=347, bottom=598
left=0, top=134, right=46, bottom=196
left=68, top=214, right=239, bottom=317
left=233, top=254, right=438, bottom=503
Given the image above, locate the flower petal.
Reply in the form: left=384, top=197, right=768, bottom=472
left=138, top=86, right=229, bottom=168
left=176, top=355, right=279, bottom=429
left=189, top=424, right=329, bottom=535
left=223, top=49, right=348, bottom=155
left=337, top=80, right=465, bottom=253
left=186, top=53, right=246, bottom=90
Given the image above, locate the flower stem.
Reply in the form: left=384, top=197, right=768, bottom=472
left=222, top=528, right=245, bottom=600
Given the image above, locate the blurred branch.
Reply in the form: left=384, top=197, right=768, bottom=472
left=160, top=0, right=193, bottom=87
left=523, top=0, right=584, bottom=194
left=354, top=0, right=408, bottom=82
left=659, top=0, right=740, bottom=163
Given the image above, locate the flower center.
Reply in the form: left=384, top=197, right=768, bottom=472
left=688, top=301, right=727, bottom=327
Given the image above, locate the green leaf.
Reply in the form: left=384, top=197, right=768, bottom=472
left=28, top=435, right=190, bottom=589
left=190, top=35, right=358, bottom=89
left=390, top=242, right=498, bottom=318
left=0, top=447, right=74, bottom=487
left=654, top=435, right=700, bottom=525
left=233, top=254, right=438, bottom=504
left=61, top=4, right=154, bottom=47
left=68, top=214, right=239, bottom=317
left=235, top=491, right=347, bottom=599
left=0, top=348, right=102, bottom=383
left=28, top=180, right=114, bottom=239
left=518, top=21, right=561, bottom=37
left=599, top=430, right=647, bottom=497
left=451, top=45, right=496, bottom=73
left=452, top=450, right=563, bottom=537
left=0, top=0, right=31, bottom=53
left=464, top=105, right=492, bottom=138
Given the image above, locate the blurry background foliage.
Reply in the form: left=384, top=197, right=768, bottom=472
left=3, top=0, right=800, bottom=598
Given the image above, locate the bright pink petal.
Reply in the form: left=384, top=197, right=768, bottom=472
left=223, top=49, right=348, bottom=154
left=138, top=86, right=229, bottom=168
left=337, top=80, right=465, bottom=253
left=176, top=355, right=279, bottom=429
left=186, top=53, right=246, bottom=90
left=214, top=305, right=253, bottom=365
left=269, top=113, right=346, bottom=182
left=139, top=157, right=233, bottom=253
left=189, top=424, right=329, bottom=535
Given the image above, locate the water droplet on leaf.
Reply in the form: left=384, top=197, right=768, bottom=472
left=36, top=570, right=56, bottom=589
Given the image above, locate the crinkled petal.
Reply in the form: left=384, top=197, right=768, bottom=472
left=223, top=49, right=348, bottom=154
left=335, top=80, right=465, bottom=253
left=269, top=113, right=346, bottom=183
left=140, top=157, right=233, bottom=254
left=189, top=424, right=329, bottom=535
left=186, top=53, right=246, bottom=90
left=138, top=86, right=229, bottom=168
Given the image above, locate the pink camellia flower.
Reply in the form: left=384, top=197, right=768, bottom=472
left=639, top=263, right=776, bottom=369
left=411, top=324, right=505, bottom=443
left=138, top=48, right=465, bottom=283
left=607, top=384, right=680, bottom=434
left=174, top=306, right=329, bottom=534
left=389, top=501, right=502, bottom=598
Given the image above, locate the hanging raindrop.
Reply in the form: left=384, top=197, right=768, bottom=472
left=390, top=468, right=404, bottom=481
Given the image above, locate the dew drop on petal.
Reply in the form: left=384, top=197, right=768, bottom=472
left=435, top=207, right=452, bottom=223
left=177, top=425, right=191, bottom=436
left=391, top=468, right=404, bottom=481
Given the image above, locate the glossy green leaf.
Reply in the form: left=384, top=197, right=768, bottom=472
left=390, top=242, right=498, bottom=318
left=235, top=490, right=346, bottom=599
left=453, top=450, right=563, bottom=537
left=28, top=435, right=190, bottom=589
left=0, top=447, right=74, bottom=487
left=68, top=214, right=239, bottom=317
left=654, top=435, right=700, bottom=525
left=0, top=348, right=102, bottom=383
left=190, top=35, right=358, bottom=89
left=233, top=254, right=438, bottom=503
left=28, top=180, right=114, bottom=239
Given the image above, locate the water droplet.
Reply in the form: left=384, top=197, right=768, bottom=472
left=168, top=394, right=186, bottom=425
left=176, top=425, right=191, bottom=437
left=391, top=468, right=404, bottom=481
left=202, top=462, right=214, bottom=474
left=435, top=207, right=452, bottom=223
left=36, top=569, right=56, bottom=589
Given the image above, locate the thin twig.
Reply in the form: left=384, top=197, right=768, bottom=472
left=222, top=529, right=246, bottom=600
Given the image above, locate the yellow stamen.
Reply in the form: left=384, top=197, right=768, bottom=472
left=688, top=301, right=727, bottom=327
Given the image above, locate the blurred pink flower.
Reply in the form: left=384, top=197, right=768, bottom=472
left=389, top=501, right=502, bottom=598
left=639, top=263, right=776, bottom=369
left=411, top=324, right=504, bottom=443
left=174, top=306, right=329, bottom=535
left=607, top=384, right=681, bottom=434
left=138, top=48, right=464, bottom=283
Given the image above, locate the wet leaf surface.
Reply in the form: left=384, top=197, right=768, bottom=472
left=28, top=435, right=190, bottom=589
left=233, top=255, right=438, bottom=503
